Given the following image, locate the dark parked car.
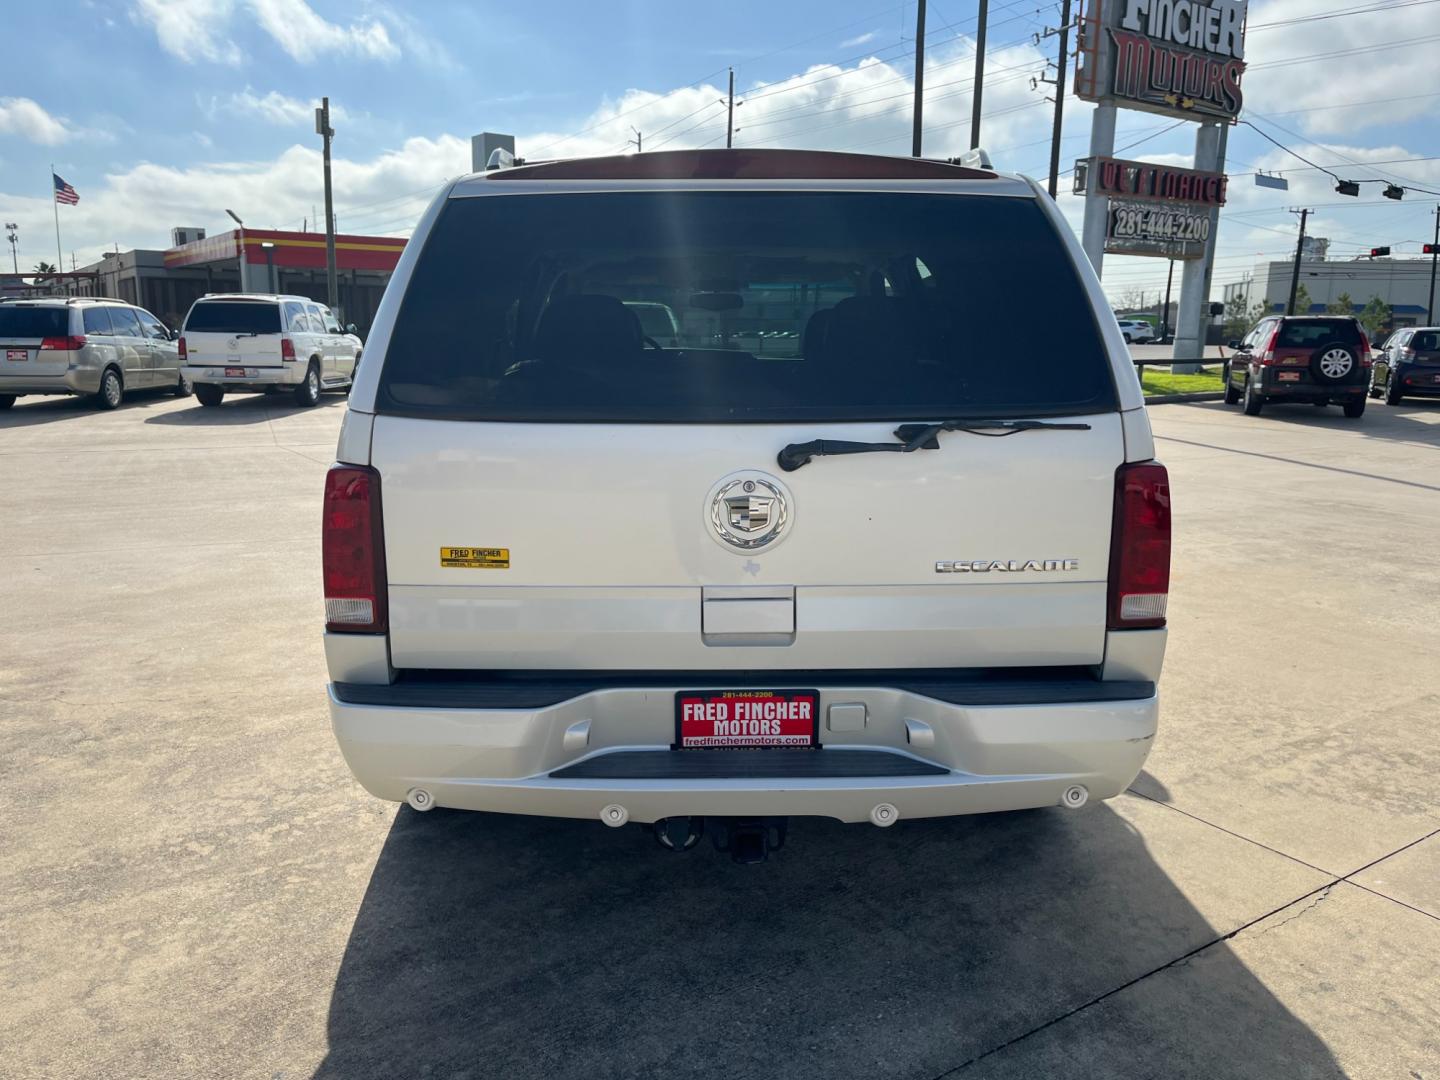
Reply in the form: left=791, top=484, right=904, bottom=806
left=1223, top=316, right=1369, bottom=418
left=1369, top=327, right=1440, bottom=405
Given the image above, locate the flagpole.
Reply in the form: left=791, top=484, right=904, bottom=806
left=51, top=164, right=63, bottom=281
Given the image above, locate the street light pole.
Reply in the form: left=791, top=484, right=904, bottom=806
left=726, top=69, right=735, bottom=149
left=911, top=0, right=926, bottom=157
left=1428, top=205, right=1439, bottom=326
left=971, top=0, right=989, bottom=149
left=316, top=98, right=338, bottom=316
left=4, top=222, right=17, bottom=273
left=1286, top=208, right=1310, bottom=316
left=1046, top=0, right=1071, bottom=197
left=225, top=209, right=246, bottom=291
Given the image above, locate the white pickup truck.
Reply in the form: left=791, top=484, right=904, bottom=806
left=321, top=148, right=1170, bottom=860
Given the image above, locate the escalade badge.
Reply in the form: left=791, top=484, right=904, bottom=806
left=936, top=559, right=1080, bottom=573
left=710, top=476, right=789, bottom=551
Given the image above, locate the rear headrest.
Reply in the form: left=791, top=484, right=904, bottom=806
left=533, top=295, right=642, bottom=367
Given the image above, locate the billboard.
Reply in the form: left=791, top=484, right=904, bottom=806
left=1076, top=0, right=1248, bottom=121
left=1090, top=156, right=1227, bottom=206
left=1105, top=199, right=1211, bottom=259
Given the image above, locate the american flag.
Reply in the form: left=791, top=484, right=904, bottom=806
left=53, top=173, right=79, bottom=205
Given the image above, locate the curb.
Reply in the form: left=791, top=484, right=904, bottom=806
left=1144, top=392, right=1226, bottom=405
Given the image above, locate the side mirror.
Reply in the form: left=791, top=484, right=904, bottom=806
left=170, top=328, right=181, bottom=341
left=1226, top=339, right=1241, bottom=350
left=346, top=323, right=359, bottom=335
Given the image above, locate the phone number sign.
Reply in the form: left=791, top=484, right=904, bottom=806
left=1105, top=198, right=1210, bottom=259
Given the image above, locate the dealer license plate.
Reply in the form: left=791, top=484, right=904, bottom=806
left=224, top=367, right=246, bottom=377
left=675, top=689, right=819, bottom=748
left=1278, top=371, right=1300, bottom=381
left=7, top=349, right=27, bottom=361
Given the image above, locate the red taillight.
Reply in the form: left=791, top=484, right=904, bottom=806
left=1360, top=332, right=1374, bottom=367
left=323, top=465, right=387, bottom=633
left=1108, top=461, right=1171, bottom=630
left=1256, top=324, right=1280, bottom=365
left=39, top=335, right=86, bottom=351
left=281, top=337, right=296, bottom=360
left=177, top=336, right=187, bottom=361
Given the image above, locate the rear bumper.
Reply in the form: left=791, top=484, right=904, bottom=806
left=1259, top=376, right=1365, bottom=400
left=0, top=369, right=98, bottom=396
left=327, top=678, right=1159, bottom=824
left=183, top=363, right=304, bottom=389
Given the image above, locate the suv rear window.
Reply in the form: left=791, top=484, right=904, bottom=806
left=1410, top=331, right=1439, bottom=352
left=1276, top=319, right=1362, bottom=349
left=377, top=191, right=1115, bottom=422
left=185, top=302, right=282, bottom=335
left=0, top=306, right=69, bottom=338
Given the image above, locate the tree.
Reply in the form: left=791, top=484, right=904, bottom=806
left=1291, top=283, right=1312, bottom=315
left=1358, top=295, right=1392, bottom=338
left=1223, top=292, right=1251, bottom=339
left=1112, top=286, right=1150, bottom=314
left=32, top=260, right=57, bottom=278
left=1325, top=292, right=1354, bottom=316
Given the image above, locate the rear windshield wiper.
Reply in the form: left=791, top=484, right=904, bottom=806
left=777, top=418, right=1093, bottom=472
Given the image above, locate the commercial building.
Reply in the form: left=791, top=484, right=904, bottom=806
left=1223, top=253, right=1439, bottom=329
left=8, top=226, right=406, bottom=334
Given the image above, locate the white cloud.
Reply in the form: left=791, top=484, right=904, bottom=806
left=247, top=0, right=398, bottom=62
left=521, top=36, right=1054, bottom=162
left=132, top=0, right=242, bottom=65
left=839, top=31, right=878, bottom=48
left=132, top=0, right=399, bottom=64
left=218, top=88, right=351, bottom=126
left=0, top=97, right=75, bottom=145
left=1242, top=0, right=1440, bottom=134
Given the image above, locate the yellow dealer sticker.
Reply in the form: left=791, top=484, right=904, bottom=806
left=440, top=547, right=510, bottom=569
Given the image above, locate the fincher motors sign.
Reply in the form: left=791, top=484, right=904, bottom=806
left=1081, top=0, right=1248, bottom=120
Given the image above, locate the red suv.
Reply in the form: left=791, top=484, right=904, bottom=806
left=1223, top=316, right=1370, bottom=418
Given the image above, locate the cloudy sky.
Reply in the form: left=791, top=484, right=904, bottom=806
left=3, top=0, right=1438, bottom=305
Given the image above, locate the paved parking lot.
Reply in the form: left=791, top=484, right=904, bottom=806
left=2, top=389, right=1438, bottom=1079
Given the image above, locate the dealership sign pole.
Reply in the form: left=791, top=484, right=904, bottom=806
left=1073, top=0, right=1247, bottom=367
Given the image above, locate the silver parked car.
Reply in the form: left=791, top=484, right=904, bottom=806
left=0, top=297, right=189, bottom=410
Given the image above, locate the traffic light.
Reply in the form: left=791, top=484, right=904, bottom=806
left=1425, top=244, right=1438, bottom=254
left=1335, top=180, right=1360, bottom=196
left=1383, top=184, right=1405, bottom=200
left=1370, top=246, right=1391, bottom=257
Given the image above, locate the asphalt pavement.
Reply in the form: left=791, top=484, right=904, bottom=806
left=1, top=387, right=1437, bottom=1079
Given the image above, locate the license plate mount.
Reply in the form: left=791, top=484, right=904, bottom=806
left=675, top=689, right=820, bottom=749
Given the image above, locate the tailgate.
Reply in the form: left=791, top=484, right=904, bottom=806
left=184, top=331, right=284, bottom=367
left=2, top=337, right=68, bottom=378
left=373, top=415, right=1122, bottom=671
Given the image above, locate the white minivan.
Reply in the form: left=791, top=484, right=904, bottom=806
left=180, top=293, right=359, bottom=407
left=322, top=149, right=1170, bottom=859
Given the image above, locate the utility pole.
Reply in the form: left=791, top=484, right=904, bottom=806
left=1162, top=259, right=1175, bottom=338
left=1286, top=207, right=1310, bottom=316
left=911, top=0, right=927, bottom=157
left=726, top=68, right=735, bottom=148
left=1046, top=0, right=1071, bottom=197
left=1428, top=205, right=1439, bottom=325
left=316, top=98, right=338, bottom=314
left=629, top=127, right=642, bottom=153
left=970, top=0, right=989, bottom=149
left=4, top=222, right=16, bottom=273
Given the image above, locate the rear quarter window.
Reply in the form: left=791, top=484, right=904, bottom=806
left=376, top=190, right=1117, bottom=423
left=0, top=307, right=69, bottom=338
left=185, top=302, right=282, bottom=334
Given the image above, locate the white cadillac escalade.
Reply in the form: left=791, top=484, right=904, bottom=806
left=322, top=148, right=1169, bottom=860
